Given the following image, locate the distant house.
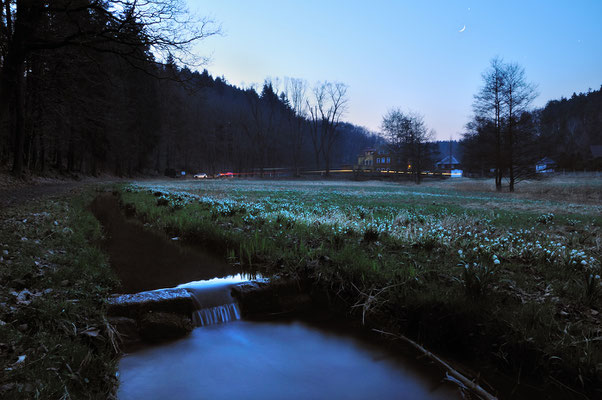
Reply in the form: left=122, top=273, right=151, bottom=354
left=535, top=157, right=557, bottom=173
left=356, top=148, right=376, bottom=172
left=435, top=155, right=461, bottom=171
left=373, top=145, right=393, bottom=172
left=356, top=145, right=394, bottom=172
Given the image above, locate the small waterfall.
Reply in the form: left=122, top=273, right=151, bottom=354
left=177, top=275, right=249, bottom=327
left=191, top=302, right=241, bottom=327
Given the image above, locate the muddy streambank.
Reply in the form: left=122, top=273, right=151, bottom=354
left=90, top=193, right=241, bottom=293
left=95, top=192, right=591, bottom=399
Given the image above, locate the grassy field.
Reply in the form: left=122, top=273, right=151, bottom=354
left=0, top=189, right=120, bottom=399
left=119, top=176, right=601, bottom=398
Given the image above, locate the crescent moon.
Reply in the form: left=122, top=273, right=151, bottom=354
left=459, top=25, right=466, bottom=33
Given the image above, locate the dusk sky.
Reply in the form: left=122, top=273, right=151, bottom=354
left=189, top=0, right=602, bottom=140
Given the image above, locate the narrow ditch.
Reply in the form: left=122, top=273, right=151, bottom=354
left=92, top=192, right=465, bottom=399
left=90, top=193, right=241, bottom=293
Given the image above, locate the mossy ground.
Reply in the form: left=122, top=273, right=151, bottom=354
left=0, top=189, right=119, bottom=399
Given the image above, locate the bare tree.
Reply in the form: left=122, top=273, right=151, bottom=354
left=501, top=62, right=537, bottom=191
left=306, top=90, right=323, bottom=171
left=307, top=81, right=348, bottom=175
left=472, top=58, right=537, bottom=191
left=473, top=57, right=505, bottom=191
left=381, top=109, right=433, bottom=183
left=284, top=77, right=308, bottom=176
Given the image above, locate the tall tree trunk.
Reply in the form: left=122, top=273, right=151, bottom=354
left=39, top=134, right=45, bottom=172
left=67, top=131, right=75, bottom=171
left=314, top=151, right=321, bottom=171
left=10, top=74, right=25, bottom=176
left=508, top=119, right=515, bottom=192
left=495, top=125, right=502, bottom=191
left=1, top=0, right=42, bottom=176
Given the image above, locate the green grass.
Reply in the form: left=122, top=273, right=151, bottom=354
left=0, top=190, right=119, bottom=399
left=117, top=178, right=601, bottom=397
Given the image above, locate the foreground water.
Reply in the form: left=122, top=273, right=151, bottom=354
left=118, top=320, right=458, bottom=400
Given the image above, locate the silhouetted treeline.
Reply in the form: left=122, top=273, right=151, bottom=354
left=149, top=69, right=379, bottom=176
left=537, top=87, right=602, bottom=170
left=0, top=1, right=377, bottom=177
left=462, top=85, right=602, bottom=177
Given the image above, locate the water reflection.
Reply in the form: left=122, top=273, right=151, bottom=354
left=118, top=321, right=458, bottom=400
left=175, top=273, right=264, bottom=290
left=90, top=193, right=240, bottom=293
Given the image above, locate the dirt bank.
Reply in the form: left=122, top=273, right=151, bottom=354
left=90, top=193, right=239, bottom=293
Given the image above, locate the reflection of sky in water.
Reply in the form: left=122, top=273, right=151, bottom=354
left=118, top=320, right=458, bottom=400
left=175, top=273, right=263, bottom=290
left=172, top=274, right=264, bottom=313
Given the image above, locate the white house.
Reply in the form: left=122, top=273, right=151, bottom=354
left=435, top=155, right=461, bottom=170
left=535, top=157, right=557, bottom=173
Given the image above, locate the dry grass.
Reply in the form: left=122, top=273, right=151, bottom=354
left=422, top=175, right=602, bottom=217
left=427, top=175, right=602, bottom=203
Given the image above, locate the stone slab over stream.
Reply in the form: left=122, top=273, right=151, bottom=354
left=107, top=288, right=196, bottom=345
left=107, top=279, right=322, bottom=346
left=108, top=288, right=195, bottom=318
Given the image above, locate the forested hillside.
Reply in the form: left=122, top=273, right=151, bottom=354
left=0, top=1, right=377, bottom=177
left=537, top=87, right=602, bottom=170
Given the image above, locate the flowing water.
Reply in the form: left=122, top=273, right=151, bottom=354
left=118, top=320, right=459, bottom=400
left=93, top=194, right=460, bottom=399
left=118, top=274, right=458, bottom=399
left=176, top=275, right=254, bottom=326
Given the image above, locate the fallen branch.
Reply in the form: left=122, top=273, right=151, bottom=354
left=373, top=328, right=498, bottom=400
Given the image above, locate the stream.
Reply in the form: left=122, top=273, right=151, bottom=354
left=118, top=319, right=458, bottom=400
left=92, top=193, right=460, bottom=399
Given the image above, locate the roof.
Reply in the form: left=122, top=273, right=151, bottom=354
left=537, top=157, right=557, bottom=165
left=436, top=155, right=460, bottom=165
left=591, top=145, right=602, bottom=158
left=375, top=143, right=392, bottom=152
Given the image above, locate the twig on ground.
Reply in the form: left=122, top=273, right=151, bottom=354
left=350, top=281, right=407, bottom=325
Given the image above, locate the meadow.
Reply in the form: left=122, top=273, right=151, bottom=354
left=119, top=176, right=601, bottom=398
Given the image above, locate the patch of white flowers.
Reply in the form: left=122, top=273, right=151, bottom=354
left=129, top=182, right=600, bottom=273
